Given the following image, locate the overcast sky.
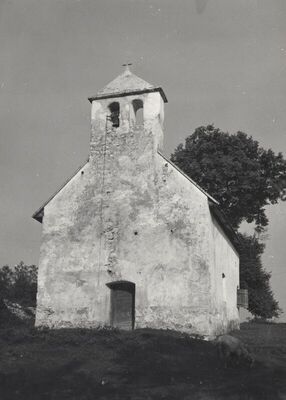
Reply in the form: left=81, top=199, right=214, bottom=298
left=0, top=0, right=285, bottom=319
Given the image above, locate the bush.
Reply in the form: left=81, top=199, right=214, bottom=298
left=0, top=262, right=38, bottom=308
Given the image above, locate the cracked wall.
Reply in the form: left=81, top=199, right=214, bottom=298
left=35, top=91, right=239, bottom=336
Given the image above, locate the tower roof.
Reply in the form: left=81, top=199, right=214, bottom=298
left=88, top=66, right=167, bottom=103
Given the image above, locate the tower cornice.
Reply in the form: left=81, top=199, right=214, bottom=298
left=88, top=86, right=168, bottom=103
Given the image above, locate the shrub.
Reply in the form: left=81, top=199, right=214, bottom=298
left=0, top=262, right=38, bottom=308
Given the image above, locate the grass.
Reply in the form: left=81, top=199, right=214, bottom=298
left=0, top=318, right=286, bottom=399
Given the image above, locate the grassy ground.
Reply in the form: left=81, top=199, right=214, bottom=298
left=0, top=318, right=286, bottom=400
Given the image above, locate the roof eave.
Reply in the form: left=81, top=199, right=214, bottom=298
left=32, top=208, right=44, bottom=223
left=157, top=151, right=239, bottom=252
left=208, top=201, right=241, bottom=253
left=32, top=158, right=89, bottom=224
left=88, top=87, right=168, bottom=103
left=157, top=151, right=219, bottom=205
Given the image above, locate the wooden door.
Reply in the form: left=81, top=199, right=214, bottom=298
left=108, top=281, right=135, bottom=330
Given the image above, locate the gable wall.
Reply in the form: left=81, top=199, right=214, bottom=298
left=35, top=91, right=168, bottom=329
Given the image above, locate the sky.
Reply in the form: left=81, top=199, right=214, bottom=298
left=0, top=0, right=285, bottom=319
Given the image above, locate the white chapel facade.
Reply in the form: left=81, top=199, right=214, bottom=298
left=33, top=67, right=240, bottom=336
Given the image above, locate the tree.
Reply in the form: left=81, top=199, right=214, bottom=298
left=238, top=233, right=281, bottom=319
left=171, top=125, right=286, bottom=232
left=12, top=262, right=38, bottom=307
left=0, top=262, right=38, bottom=308
left=0, top=265, right=14, bottom=299
left=171, top=125, right=285, bottom=318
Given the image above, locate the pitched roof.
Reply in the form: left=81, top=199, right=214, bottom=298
left=157, top=151, right=241, bottom=253
left=157, top=150, right=219, bottom=205
left=32, top=158, right=89, bottom=223
left=88, top=67, right=168, bottom=103
left=208, top=202, right=242, bottom=253
left=33, top=151, right=241, bottom=252
left=33, top=152, right=219, bottom=223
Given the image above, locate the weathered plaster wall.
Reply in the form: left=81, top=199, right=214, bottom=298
left=151, top=155, right=239, bottom=335
left=151, top=154, right=214, bottom=334
left=36, top=90, right=239, bottom=336
left=36, top=91, right=167, bottom=329
left=208, top=216, right=240, bottom=334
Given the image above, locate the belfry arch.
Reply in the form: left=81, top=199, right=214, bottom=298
left=132, top=99, right=144, bottom=125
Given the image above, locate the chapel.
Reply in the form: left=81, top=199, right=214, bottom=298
left=33, top=67, right=241, bottom=336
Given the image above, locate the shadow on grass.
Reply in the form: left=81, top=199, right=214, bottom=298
left=0, top=320, right=285, bottom=400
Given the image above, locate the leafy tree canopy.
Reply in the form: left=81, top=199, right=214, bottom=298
left=171, top=125, right=286, bottom=232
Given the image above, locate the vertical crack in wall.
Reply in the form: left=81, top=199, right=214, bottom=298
left=97, top=116, right=109, bottom=285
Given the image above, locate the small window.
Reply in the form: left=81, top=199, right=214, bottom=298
left=132, top=99, right=143, bottom=125
left=108, top=102, right=120, bottom=127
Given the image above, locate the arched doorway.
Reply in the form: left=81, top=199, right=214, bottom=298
left=106, top=281, right=135, bottom=330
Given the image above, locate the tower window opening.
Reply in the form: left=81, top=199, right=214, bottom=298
left=132, top=99, right=144, bottom=125
left=108, top=102, right=120, bottom=127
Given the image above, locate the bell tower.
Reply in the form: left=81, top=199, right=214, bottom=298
left=88, top=66, right=168, bottom=164
left=85, top=67, right=168, bottom=286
